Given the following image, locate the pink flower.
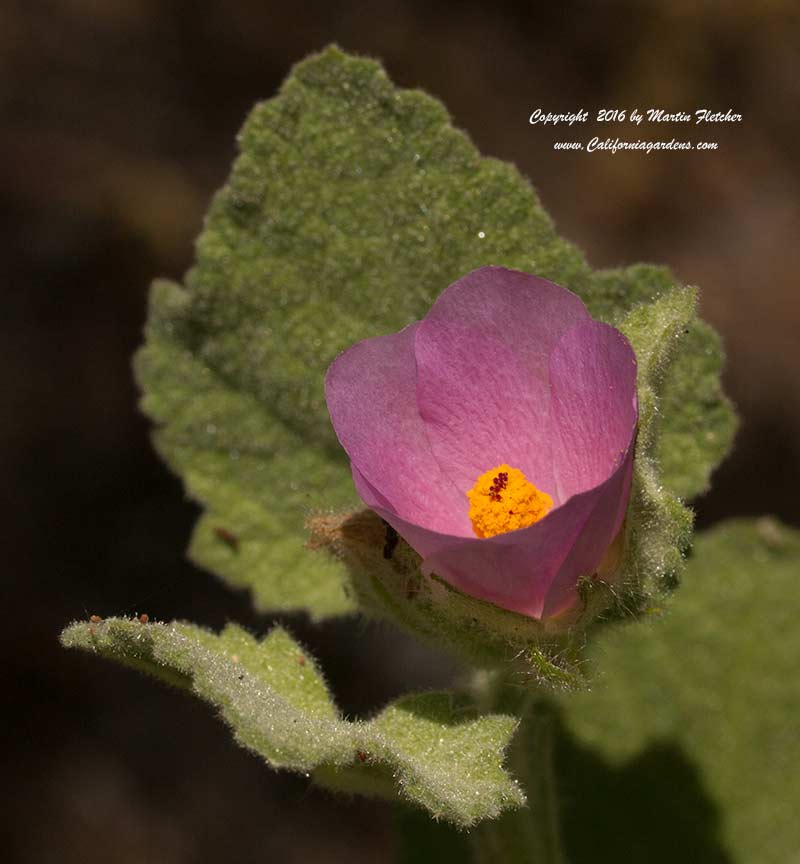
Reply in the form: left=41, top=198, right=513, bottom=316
left=325, top=267, right=638, bottom=619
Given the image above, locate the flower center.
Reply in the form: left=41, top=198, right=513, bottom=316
left=466, top=464, right=553, bottom=538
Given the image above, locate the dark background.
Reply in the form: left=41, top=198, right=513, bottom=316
left=5, top=2, right=799, bottom=862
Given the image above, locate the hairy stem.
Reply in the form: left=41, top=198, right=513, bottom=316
left=469, top=687, right=567, bottom=864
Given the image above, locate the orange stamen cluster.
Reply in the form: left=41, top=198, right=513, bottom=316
left=467, top=463, right=553, bottom=539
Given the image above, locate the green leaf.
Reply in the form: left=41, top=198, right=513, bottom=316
left=656, top=318, right=737, bottom=499
left=557, top=519, right=800, bottom=863
left=135, top=45, right=734, bottom=619
left=61, top=617, right=523, bottom=828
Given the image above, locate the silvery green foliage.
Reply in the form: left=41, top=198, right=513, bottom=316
left=557, top=519, right=800, bottom=863
left=59, top=46, right=763, bottom=844
left=134, top=46, right=735, bottom=624
left=61, top=618, right=523, bottom=827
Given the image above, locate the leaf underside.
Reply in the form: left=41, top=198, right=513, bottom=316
left=61, top=617, right=523, bottom=828
left=135, top=45, right=735, bottom=621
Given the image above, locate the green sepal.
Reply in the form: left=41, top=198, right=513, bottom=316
left=615, top=286, right=698, bottom=603
left=308, top=509, right=587, bottom=688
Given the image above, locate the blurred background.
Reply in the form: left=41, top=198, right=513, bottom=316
left=4, top=1, right=799, bottom=861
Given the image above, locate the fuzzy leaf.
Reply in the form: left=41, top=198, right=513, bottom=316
left=61, top=617, right=523, bottom=827
left=656, top=318, right=737, bottom=499
left=135, top=45, right=734, bottom=619
left=558, top=519, right=800, bottom=863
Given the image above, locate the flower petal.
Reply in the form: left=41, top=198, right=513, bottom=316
left=364, top=447, right=633, bottom=620
left=366, top=473, right=617, bottom=619
left=325, top=324, right=470, bottom=534
left=414, top=266, right=590, bottom=498
left=351, top=464, right=463, bottom=559
left=541, top=446, right=634, bottom=617
left=326, top=268, right=639, bottom=620
left=352, top=317, right=638, bottom=620
left=548, top=320, right=638, bottom=501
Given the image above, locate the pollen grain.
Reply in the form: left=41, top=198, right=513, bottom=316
left=467, top=464, right=553, bottom=538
